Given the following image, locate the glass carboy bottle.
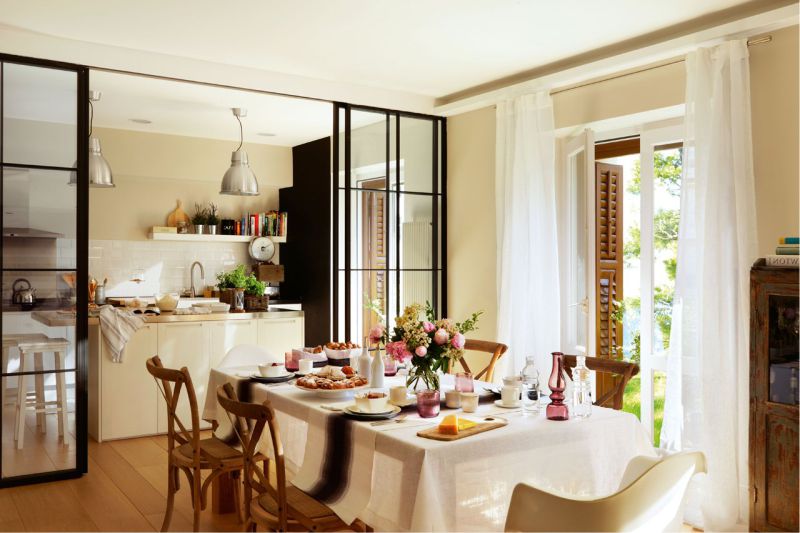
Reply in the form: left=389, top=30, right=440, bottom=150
left=572, top=355, right=593, bottom=418
left=520, top=356, right=540, bottom=413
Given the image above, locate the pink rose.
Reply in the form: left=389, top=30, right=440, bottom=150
left=423, top=321, right=435, bottom=333
left=386, top=341, right=412, bottom=362
left=451, top=332, right=465, bottom=350
left=434, top=328, right=449, bottom=345
left=415, top=345, right=427, bottom=357
left=369, top=324, right=385, bottom=344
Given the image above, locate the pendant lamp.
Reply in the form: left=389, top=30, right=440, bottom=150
left=69, top=90, right=114, bottom=187
left=220, top=108, right=259, bottom=196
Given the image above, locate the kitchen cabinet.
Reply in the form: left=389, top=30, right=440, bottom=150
left=257, top=316, right=304, bottom=358
left=99, top=324, right=158, bottom=440
left=208, top=319, right=258, bottom=369
left=156, top=322, right=211, bottom=432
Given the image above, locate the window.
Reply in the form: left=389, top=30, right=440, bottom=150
left=333, top=105, right=445, bottom=342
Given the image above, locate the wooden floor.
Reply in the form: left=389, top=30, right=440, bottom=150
left=1, top=431, right=244, bottom=532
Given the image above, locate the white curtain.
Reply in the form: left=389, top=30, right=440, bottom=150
left=661, top=40, right=757, bottom=530
left=495, top=92, right=560, bottom=383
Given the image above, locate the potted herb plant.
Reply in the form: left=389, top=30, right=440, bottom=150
left=216, top=265, right=248, bottom=312
left=244, top=274, right=269, bottom=311
left=206, top=202, right=219, bottom=235
left=192, top=203, right=208, bottom=234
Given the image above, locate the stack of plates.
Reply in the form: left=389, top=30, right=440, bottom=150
left=342, top=404, right=401, bottom=421
left=192, top=302, right=231, bottom=313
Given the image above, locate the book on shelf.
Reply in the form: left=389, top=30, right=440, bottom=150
left=778, top=237, right=799, bottom=245
left=766, top=255, right=799, bottom=267
left=775, top=245, right=799, bottom=255
left=235, top=211, right=288, bottom=237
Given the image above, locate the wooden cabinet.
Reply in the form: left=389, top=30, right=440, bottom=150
left=99, top=324, right=158, bottom=440
left=156, top=322, right=211, bottom=432
left=208, top=319, right=258, bottom=369
left=257, top=316, right=304, bottom=358
left=749, top=260, right=799, bottom=532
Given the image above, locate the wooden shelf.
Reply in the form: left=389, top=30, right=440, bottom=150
left=147, top=233, right=286, bottom=243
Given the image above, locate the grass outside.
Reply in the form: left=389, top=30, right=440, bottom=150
left=622, top=372, right=666, bottom=447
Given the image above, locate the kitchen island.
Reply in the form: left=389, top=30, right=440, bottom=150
left=80, top=309, right=304, bottom=442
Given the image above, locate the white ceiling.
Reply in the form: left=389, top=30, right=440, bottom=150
left=0, top=0, right=757, bottom=99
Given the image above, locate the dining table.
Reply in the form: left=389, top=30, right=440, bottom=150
left=203, top=365, right=656, bottom=532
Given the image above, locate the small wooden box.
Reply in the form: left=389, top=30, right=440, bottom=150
left=256, top=264, right=284, bottom=282
left=244, top=294, right=270, bottom=312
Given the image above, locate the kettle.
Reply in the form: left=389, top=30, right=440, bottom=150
left=12, top=278, right=35, bottom=307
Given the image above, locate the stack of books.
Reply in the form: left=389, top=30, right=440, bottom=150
left=766, top=237, right=799, bottom=267
left=239, top=211, right=288, bottom=237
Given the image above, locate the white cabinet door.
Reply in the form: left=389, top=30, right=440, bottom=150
left=257, top=317, right=304, bottom=359
left=208, top=319, right=258, bottom=369
left=101, top=324, right=159, bottom=440
left=156, top=322, right=211, bottom=432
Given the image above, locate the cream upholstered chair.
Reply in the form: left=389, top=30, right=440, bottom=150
left=504, top=451, right=706, bottom=532
left=217, top=344, right=276, bottom=369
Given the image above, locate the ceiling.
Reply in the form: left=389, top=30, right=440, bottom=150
left=0, top=0, right=761, bottom=100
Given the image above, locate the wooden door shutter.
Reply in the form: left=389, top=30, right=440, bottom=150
left=595, top=162, right=623, bottom=361
left=361, top=180, right=387, bottom=336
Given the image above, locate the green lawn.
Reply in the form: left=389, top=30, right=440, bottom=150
left=622, top=373, right=666, bottom=447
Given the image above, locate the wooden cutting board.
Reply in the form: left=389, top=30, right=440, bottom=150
left=417, top=416, right=508, bottom=441
left=166, top=200, right=190, bottom=227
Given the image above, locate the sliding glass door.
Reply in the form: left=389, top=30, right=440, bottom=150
left=1, top=55, right=89, bottom=486
left=333, top=104, right=445, bottom=342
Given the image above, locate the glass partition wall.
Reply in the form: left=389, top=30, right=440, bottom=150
left=333, top=104, right=445, bottom=342
left=1, top=55, right=88, bottom=486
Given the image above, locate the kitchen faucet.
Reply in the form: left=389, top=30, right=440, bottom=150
left=190, top=261, right=205, bottom=298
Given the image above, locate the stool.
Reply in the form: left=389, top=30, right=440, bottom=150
left=2, top=334, right=48, bottom=408
left=9, top=336, right=70, bottom=449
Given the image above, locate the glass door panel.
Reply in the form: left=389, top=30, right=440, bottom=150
left=1, top=58, right=87, bottom=485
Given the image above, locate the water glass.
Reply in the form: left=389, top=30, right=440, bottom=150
left=455, top=372, right=474, bottom=393
left=522, top=381, right=541, bottom=414
left=383, top=355, right=397, bottom=376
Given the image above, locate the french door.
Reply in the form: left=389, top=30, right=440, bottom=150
left=332, top=104, right=446, bottom=343
left=1, top=54, right=89, bottom=486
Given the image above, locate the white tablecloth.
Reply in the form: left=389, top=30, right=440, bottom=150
left=203, top=368, right=656, bottom=532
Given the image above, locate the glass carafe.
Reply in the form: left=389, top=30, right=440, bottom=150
left=520, top=356, right=540, bottom=413
left=571, top=355, right=592, bottom=418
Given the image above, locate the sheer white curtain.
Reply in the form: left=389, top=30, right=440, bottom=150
left=661, top=40, right=757, bottom=530
left=495, top=92, right=560, bottom=382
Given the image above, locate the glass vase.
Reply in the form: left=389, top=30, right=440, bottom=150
left=232, top=288, right=245, bottom=313
left=416, top=389, right=441, bottom=418
left=546, top=351, right=569, bottom=420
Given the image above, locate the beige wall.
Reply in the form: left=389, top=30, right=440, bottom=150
left=447, top=25, right=800, bottom=355
left=89, top=127, right=292, bottom=241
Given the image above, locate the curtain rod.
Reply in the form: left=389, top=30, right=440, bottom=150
left=550, top=35, right=773, bottom=97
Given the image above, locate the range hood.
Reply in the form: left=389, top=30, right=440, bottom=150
left=3, top=227, right=64, bottom=238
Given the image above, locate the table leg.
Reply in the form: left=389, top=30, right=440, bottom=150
left=212, top=470, right=238, bottom=514
left=34, top=352, right=45, bottom=433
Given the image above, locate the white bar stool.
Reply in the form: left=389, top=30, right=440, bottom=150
left=7, top=336, right=71, bottom=449
left=2, top=334, right=48, bottom=408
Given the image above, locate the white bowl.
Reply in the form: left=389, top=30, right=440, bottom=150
left=354, top=392, right=389, bottom=414
left=323, top=346, right=362, bottom=360
left=155, top=293, right=181, bottom=312
left=258, top=363, right=286, bottom=377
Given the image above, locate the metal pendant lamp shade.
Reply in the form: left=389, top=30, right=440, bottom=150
left=69, top=91, right=114, bottom=187
left=220, top=108, right=259, bottom=196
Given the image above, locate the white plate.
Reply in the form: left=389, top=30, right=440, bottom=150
left=252, top=371, right=294, bottom=379
left=494, top=399, right=521, bottom=409
left=295, top=382, right=370, bottom=399
left=343, top=404, right=398, bottom=416
left=389, top=396, right=416, bottom=407
left=342, top=404, right=400, bottom=418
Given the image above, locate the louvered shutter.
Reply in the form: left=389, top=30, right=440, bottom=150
left=595, top=162, right=623, bottom=363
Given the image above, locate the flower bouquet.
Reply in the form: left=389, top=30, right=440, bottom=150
left=368, top=301, right=481, bottom=391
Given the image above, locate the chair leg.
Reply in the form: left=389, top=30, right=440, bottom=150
left=55, top=350, right=69, bottom=441
left=161, top=464, right=177, bottom=532
left=192, top=467, right=202, bottom=532
left=15, top=356, right=27, bottom=449
left=34, top=352, right=45, bottom=434
left=232, top=469, right=245, bottom=523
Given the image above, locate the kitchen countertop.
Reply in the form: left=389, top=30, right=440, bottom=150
left=32, top=309, right=304, bottom=327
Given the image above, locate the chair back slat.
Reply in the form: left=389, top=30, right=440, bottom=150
left=562, top=354, right=640, bottom=410
left=146, top=355, right=201, bottom=459
left=216, top=383, right=290, bottom=531
left=454, top=339, right=508, bottom=382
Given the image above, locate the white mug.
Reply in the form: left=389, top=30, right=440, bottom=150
left=444, top=389, right=461, bottom=408
left=461, top=392, right=479, bottom=412
left=390, top=385, right=408, bottom=404
left=501, top=385, right=521, bottom=406
left=298, top=359, right=313, bottom=374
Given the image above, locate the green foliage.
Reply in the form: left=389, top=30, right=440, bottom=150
left=626, top=150, right=682, bottom=197
left=624, top=225, right=641, bottom=262
left=216, top=265, right=248, bottom=289
left=191, top=203, right=208, bottom=225
left=664, top=257, right=677, bottom=281
left=244, top=274, right=266, bottom=296
left=654, top=285, right=674, bottom=349
left=207, top=202, right=219, bottom=225
left=654, top=209, right=680, bottom=250
left=364, top=294, right=386, bottom=323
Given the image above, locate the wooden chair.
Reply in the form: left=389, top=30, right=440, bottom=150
left=146, top=355, right=246, bottom=532
left=216, top=383, right=367, bottom=532
left=452, top=339, right=508, bottom=382
left=562, top=355, right=639, bottom=410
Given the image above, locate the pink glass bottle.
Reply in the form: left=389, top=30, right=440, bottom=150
left=546, top=351, right=569, bottom=420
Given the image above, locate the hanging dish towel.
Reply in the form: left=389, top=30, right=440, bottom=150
left=98, top=305, right=146, bottom=363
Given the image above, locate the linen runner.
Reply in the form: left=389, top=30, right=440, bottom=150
left=204, top=369, right=657, bottom=531
left=203, top=366, right=377, bottom=524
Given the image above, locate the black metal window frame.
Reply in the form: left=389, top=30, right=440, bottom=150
left=332, top=103, right=447, bottom=340
left=0, top=53, right=89, bottom=488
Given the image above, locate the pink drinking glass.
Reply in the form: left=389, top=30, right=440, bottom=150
left=416, top=389, right=441, bottom=418
left=455, top=372, right=474, bottom=393
left=284, top=351, right=299, bottom=372
left=384, top=355, right=397, bottom=376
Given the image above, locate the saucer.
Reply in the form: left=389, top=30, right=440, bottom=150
left=494, top=399, right=521, bottom=409
left=250, top=373, right=295, bottom=384
left=343, top=404, right=401, bottom=420
left=344, top=404, right=396, bottom=416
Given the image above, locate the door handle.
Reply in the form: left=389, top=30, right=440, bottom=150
left=580, top=298, right=589, bottom=314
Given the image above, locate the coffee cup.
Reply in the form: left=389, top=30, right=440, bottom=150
left=461, top=392, right=479, bottom=412
left=390, top=385, right=408, bottom=404
left=501, top=385, right=521, bottom=406
left=298, top=359, right=313, bottom=374
left=444, top=388, right=461, bottom=408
